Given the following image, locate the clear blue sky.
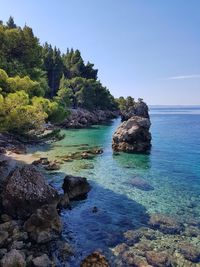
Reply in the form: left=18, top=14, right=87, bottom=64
left=1, top=0, right=200, bottom=105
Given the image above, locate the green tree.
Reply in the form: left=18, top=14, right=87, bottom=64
left=42, top=43, right=63, bottom=97
left=0, top=91, right=47, bottom=134
left=6, top=16, right=17, bottom=29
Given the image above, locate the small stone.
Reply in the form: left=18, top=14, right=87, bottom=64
left=92, top=206, right=98, bottom=213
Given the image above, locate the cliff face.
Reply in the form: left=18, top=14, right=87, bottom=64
left=112, top=101, right=151, bottom=153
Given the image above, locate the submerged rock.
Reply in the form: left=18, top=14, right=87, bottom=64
left=81, top=251, right=110, bottom=267
left=123, top=230, right=142, bottom=246
left=179, top=242, right=200, bottom=262
left=2, top=165, right=59, bottom=219
left=149, top=214, right=183, bottom=234
left=44, top=161, right=60, bottom=171
left=62, top=175, right=91, bottom=201
left=145, top=251, right=171, bottom=267
left=32, top=157, right=50, bottom=166
left=129, top=177, right=154, bottom=191
left=112, top=116, right=151, bottom=153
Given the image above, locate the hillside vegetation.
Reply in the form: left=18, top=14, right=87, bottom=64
left=0, top=17, right=118, bottom=135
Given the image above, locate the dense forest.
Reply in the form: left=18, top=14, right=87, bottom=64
left=0, top=17, right=118, bottom=135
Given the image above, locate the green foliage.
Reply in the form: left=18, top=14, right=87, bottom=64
left=42, top=43, right=63, bottom=97
left=32, top=96, right=68, bottom=124
left=0, top=22, right=45, bottom=90
left=62, top=49, right=98, bottom=80
left=0, top=91, right=47, bottom=134
left=0, top=68, right=45, bottom=97
left=0, top=17, right=118, bottom=136
left=6, top=16, right=17, bottom=29
left=60, top=77, right=118, bottom=111
left=116, top=96, right=136, bottom=112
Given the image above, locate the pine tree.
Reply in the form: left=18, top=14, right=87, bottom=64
left=6, top=16, right=17, bottom=29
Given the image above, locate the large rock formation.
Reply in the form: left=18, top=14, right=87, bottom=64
left=112, top=116, right=151, bottom=153
left=112, top=99, right=151, bottom=153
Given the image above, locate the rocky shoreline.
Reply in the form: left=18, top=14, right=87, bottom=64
left=0, top=142, right=93, bottom=267
left=60, top=108, right=119, bottom=129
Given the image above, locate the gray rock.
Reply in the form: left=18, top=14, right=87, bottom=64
left=11, top=241, right=24, bottom=250
left=61, top=108, right=118, bottom=128
left=1, top=249, right=26, bottom=267
left=24, top=204, right=62, bottom=244
left=0, top=248, right=7, bottom=259
left=121, top=100, right=150, bottom=121
left=0, top=231, right=8, bottom=248
left=58, top=193, right=70, bottom=209
left=32, top=254, right=52, bottom=267
left=2, top=165, right=59, bottom=219
left=112, top=116, right=151, bottom=153
left=62, top=175, right=91, bottom=200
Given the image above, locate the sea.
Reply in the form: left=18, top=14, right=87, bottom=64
left=29, top=106, right=200, bottom=266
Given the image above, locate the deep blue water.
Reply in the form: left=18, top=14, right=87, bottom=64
left=31, top=107, right=200, bottom=266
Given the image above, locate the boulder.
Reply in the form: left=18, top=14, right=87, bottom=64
left=0, top=249, right=26, bottom=267
left=112, top=116, right=151, bottom=153
left=2, top=165, right=59, bottom=219
left=81, top=251, right=110, bottom=267
left=62, top=175, right=91, bottom=201
left=32, top=254, right=52, bottom=267
left=24, top=204, right=62, bottom=243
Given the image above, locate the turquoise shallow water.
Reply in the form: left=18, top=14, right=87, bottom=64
left=30, top=107, right=200, bottom=266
